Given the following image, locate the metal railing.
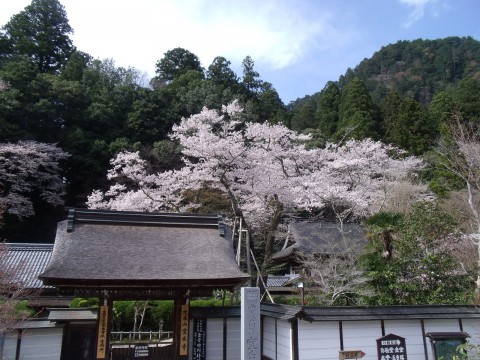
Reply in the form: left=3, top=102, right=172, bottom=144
left=111, top=331, right=173, bottom=342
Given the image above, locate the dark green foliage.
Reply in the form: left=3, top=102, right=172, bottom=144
left=272, top=295, right=301, bottom=305
left=126, top=88, right=176, bottom=144
left=107, top=298, right=227, bottom=331
left=429, top=91, right=458, bottom=127
left=289, top=95, right=317, bottom=131
left=256, top=82, right=288, bottom=124
left=361, top=203, right=474, bottom=305
left=182, top=187, right=232, bottom=217
left=336, top=78, right=379, bottom=140
left=340, top=37, right=480, bottom=105
left=315, top=81, right=341, bottom=139
left=1, top=0, right=74, bottom=73
left=424, top=135, right=465, bottom=198
left=287, top=38, right=480, bottom=153
left=241, top=55, right=262, bottom=95
left=453, top=78, right=480, bottom=122
left=70, top=298, right=99, bottom=308
left=391, top=97, right=435, bottom=154
left=381, top=90, right=402, bottom=142
left=207, top=56, right=239, bottom=90
left=154, top=47, right=203, bottom=84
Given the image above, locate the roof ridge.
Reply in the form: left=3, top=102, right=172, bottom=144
left=7, top=243, right=54, bottom=249
left=66, top=208, right=225, bottom=236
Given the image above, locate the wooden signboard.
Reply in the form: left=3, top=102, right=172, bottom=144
left=192, top=318, right=207, bottom=360
left=377, top=334, right=407, bottom=360
left=340, top=350, right=366, bottom=360
left=180, top=304, right=189, bottom=356
left=96, top=305, right=109, bottom=359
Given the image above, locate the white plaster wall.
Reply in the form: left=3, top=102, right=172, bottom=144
left=226, top=318, right=241, bottom=360
left=276, top=320, right=291, bottom=360
left=384, top=319, right=426, bottom=360
left=342, top=321, right=383, bottom=360
left=462, top=318, right=480, bottom=346
left=298, top=320, right=340, bottom=360
left=262, top=316, right=276, bottom=359
left=2, top=331, right=17, bottom=360
left=2, top=327, right=63, bottom=360
left=423, top=318, right=463, bottom=360
left=206, top=318, right=223, bottom=360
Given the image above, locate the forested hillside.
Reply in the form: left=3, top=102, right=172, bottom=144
left=342, top=37, right=480, bottom=104
left=289, top=37, right=480, bottom=152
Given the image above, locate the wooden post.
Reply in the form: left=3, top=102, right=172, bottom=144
left=96, top=292, right=112, bottom=360
left=174, top=291, right=190, bottom=360
left=15, top=329, right=22, bottom=360
left=245, top=230, right=252, bottom=286
left=237, top=218, right=243, bottom=266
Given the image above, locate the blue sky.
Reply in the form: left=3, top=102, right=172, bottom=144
left=1, top=0, right=479, bottom=103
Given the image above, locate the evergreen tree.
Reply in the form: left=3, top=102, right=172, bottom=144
left=290, top=95, right=317, bottom=131
left=0, top=0, right=75, bottom=73
left=241, top=55, right=262, bottom=95
left=206, top=56, right=239, bottom=90
left=337, top=78, right=379, bottom=140
left=453, top=78, right=480, bottom=123
left=315, top=81, right=341, bottom=139
left=381, top=90, right=402, bottom=143
left=362, top=204, right=474, bottom=305
left=154, top=47, right=203, bottom=84
left=391, top=96, right=434, bottom=154
left=429, top=91, right=458, bottom=128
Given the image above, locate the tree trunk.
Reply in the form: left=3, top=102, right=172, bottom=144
left=261, top=197, right=283, bottom=273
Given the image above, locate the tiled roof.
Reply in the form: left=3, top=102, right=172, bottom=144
left=266, top=275, right=300, bottom=287
left=48, top=308, right=98, bottom=321
left=261, top=304, right=480, bottom=321
left=272, top=221, right=366, bottom=261
left=190, top=306, right=240, bottom=319
left=2, top=243, right=54, bottom=289
left=40, top=209, right=249, bottom=291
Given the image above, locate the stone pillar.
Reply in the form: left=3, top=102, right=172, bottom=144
left=241, top=287, right=260, bottom=360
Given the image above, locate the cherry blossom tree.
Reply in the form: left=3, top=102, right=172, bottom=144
left=0, top=141, right=69, bottom=220
left=88, top=101, right=429, bottom=271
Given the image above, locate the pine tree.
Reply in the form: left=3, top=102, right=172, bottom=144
left=337, top=78, right=379, bottom=141
left=315, top=81, right=341, bottom=139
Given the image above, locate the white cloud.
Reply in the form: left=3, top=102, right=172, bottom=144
left=60, top=0, right=346, bottom=74
left=1, top=0, right=355, bottom=78
left=398, top=0, right=439, bottom=28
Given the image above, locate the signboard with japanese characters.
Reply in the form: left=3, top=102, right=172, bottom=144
left=340, top=350, right=366, bottom=359
left=377, top=334, right=407, bottom=360
left=180, top=304, right=190, bottom=356
left=192, top=318, right=207, bottom=360
left=134, top=344, right=149, bottom=357
left=96, top=305, right=108, bottom=359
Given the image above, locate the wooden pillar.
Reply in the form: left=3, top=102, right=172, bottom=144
left=174, top=290, right=190, bottom=360
left=291, top=319, right=299, bottom=360
left=96, top=292, right=113, bottom=360
left=15, top=329, right=22, bottom=360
